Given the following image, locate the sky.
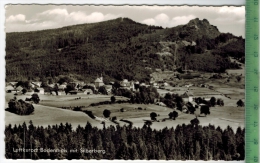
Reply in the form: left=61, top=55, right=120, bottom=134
left=5, top=5, right=245, bottom=37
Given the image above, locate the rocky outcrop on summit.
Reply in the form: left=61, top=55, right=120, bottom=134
left=178, top=18, right=220, bottom=41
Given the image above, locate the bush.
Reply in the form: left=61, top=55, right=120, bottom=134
left=84, top=110, right=96, bottom=119
left=190, top=117, right=200, bottom=126
left=103, top=109, right=111, bottom=118
left=169, top=111, right=178, bottom=120
left=98, top=86, right=108, bottom=95
left=7, top=99, right=34, bottom=115
left=111, top=116, right=117, bottom=121
left=237, top=99, right=244, bottom=107
left=22, top=88, right=27, bottom=95
left=217, top=98, right=224, bottom=106
left=236, top=75, right=242, bottom=82
left=31, top=93, right=40, bottom=104
left=150, top=112, right=157, bottom=121
left=111, top=96, right=116, bottom=103
left=73, top=106, right=82, bottom=111
left=210, top=97, right=216, bottom=107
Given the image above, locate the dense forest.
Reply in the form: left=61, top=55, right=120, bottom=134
left=6, top=17, right=245, bottom=83
left=5, top=121, right=244, bottom=160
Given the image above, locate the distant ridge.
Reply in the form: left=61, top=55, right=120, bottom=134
left=6, top=17, right=244, bottom=82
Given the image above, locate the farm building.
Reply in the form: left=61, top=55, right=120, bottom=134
left=48, top=84, right=55, bottom=88
left=31, top=82, right=42, bottom=88
left=5, top=85, right=15, bottom=93
left=35, top=88, right=44, bottom=94
left=120, top=79, right=135, bottom=90
left=8, top=82, right=18, bottom=87
left=156, top=102, right=166, bottom=107
left=181, top=91, right=194, bottom=102
left=58, top=84, right=67, bottom=90
left=182, top=105, right=189, bottom=112
left=15, top=86, right=23, bottom=92
left=151, top=82, right=159, bottom=88
left=104, top=85, right=113, bottom=94
left=163, top=82, right=169, bottom=86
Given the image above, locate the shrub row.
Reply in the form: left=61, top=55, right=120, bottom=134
left=89, top=100, right=129, bottom=107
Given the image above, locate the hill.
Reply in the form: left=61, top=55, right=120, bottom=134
left=6, top=17, right=244, bottom=83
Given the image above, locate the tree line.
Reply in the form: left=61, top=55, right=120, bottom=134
left=5, top=121, right=244, bottom=160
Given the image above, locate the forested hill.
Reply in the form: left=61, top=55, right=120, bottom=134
left=6, top=17, right=245, bottom=83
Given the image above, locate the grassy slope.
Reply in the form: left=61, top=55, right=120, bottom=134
left=5, top=85, right=244, bottom=130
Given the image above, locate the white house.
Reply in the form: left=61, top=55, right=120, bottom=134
left=104, top=85, right=113, bottom=94
left=120, top=79, right=135, bottom=90
left=5, top=85, right=15, bottom=93
left=16, top=86, right=23, bottom=92
left=94, top=75, right=104, bottom=88
left=31, top=82, right=42, bottom=88
left=35, top=88, right=44, bottom=94
left=181, top=91, right=194, bottom=103
left=58, top=84, right=67, bottom=90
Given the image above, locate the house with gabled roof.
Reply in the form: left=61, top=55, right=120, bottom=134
left=181, top=91, right=194, bottom=103
left=58, top=84, right=67, bottom=90
left=104, top=85, right=113, bottom=94
left=119, top=79, right=135, bottom=90
left=35, top=88, right=44, bottom=94
left=5, top=85, right=15, bottom=93
left=8, top=82, right=18, bottom=87
left=15, top=86, right=23, bottom=92
left=31, top=82, right=42, bottom=88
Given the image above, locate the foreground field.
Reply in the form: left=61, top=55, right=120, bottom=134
left=5, top=100, right=244, bottom=130
left=84, top=103, right=244, bottom=130
left=5, top=104, right=104, bottom=129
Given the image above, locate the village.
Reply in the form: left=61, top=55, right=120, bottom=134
left=5, top=68, right=245, bottom=130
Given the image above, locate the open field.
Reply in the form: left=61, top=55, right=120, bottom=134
left=5, top=99, right=244, bottom=130
left=83, top=103, right=244, bottom=129
left=5, top=77, right=244, bottom=130
left=5, top=104, right=104, bottom=129
left=5, top=93, right=128, bottom=108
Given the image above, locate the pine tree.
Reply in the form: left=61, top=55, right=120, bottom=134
left=235, top=126, right=244, bottom=160
left=92, top=130, right=104, bottom=159
left=116, top=142, right=129, bottom=159
left=102, top=127, right=116, bottom=159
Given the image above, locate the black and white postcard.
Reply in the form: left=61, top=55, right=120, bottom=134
left=4, top=4, right=245, bottom=161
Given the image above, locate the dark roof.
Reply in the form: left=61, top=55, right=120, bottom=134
left=181, top=92, right=193, bottom=98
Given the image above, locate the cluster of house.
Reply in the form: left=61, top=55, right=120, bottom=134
left=5, top=75, right=143, bottom=96
left=6, top=74, right=212, bottom=105
left=5, top=82, right=44, bottom=94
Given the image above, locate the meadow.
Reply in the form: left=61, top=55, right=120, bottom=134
left=5, top=83, right=244, bottom=130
